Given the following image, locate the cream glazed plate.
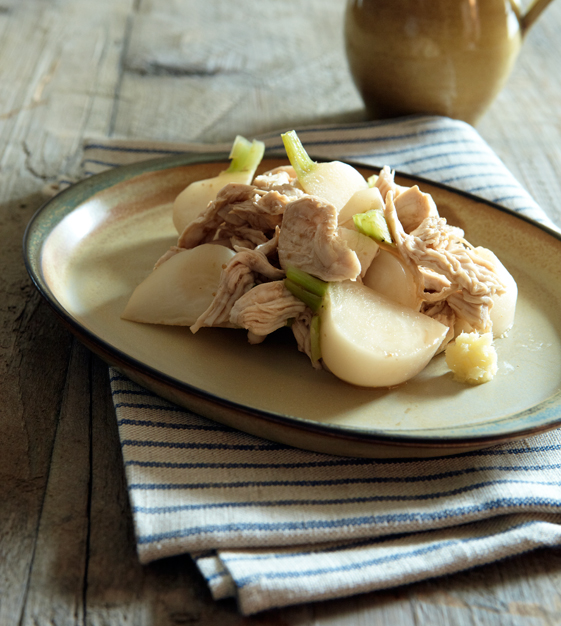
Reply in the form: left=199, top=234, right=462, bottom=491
left=24, top=153, right=561, bottom=458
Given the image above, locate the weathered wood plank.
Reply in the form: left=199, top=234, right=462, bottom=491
left=0, top=0, right=134, bottom=197
left=0, top=269, right=73, bottom=623
left=0, top=1, right=134, bottom=624
left=20, top=340, right=91, bottom=626
left=2, top=0, right=561, bottom=624
left=113, top=0, right=364, bottom=142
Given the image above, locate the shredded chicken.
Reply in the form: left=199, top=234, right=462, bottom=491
left=291, top=308, right=322, bottom=370
left=255, top=226, right=280, bottom=257
left=178, top=183, right=295, bottom=251
left=422, top=301, right=456, bottom=353
left=384, top=191, right=506, bottom=333
left=419, top=267, right=454, bottom=299
left=217, top=225, right=269, bottom=250
left=253, top=165, right=305, bottom=198
left=374, top=165, right=399, bottom=200
left=394, top=185, right=439, bottom=233
left=374, top=165, right=408, bottom=201
left=225, top=190, right=287, bottom=231
left=178, top=183, right=254, bottom=249
left=447, top=291, right=494, bottom=334
left=383, top=196, right=426, bottom=303
left=229, top=281, right=307, bottom=341
left=190, top=247, right=285, bottom=333
left=278, top=195, right=361, bottom=281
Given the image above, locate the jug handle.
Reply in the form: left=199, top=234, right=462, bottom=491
left=519, top=0, right=556, bottom=35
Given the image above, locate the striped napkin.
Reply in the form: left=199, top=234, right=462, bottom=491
left=83, top=116, right=561, bottom=614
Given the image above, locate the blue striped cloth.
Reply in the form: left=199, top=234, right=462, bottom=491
left=87, top=116, right=561, bottom=614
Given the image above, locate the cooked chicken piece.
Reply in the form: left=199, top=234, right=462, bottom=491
left=420, top=267, right=451, bottom=292
left=419, top=267, right=456, bottom=302
left=253, top=166, right=305, bottom=198
left=219, top=224, right=282, bottom=253
left=228, top=238, right=259, bottom=250
left=384, top=191, right=506, bottom=333
left=381, top=195, right=426, bottom=301
left=278, top=195, right=361, bottom=282
left=255, top=226, right=280, bottom=257
left=178, top=183, right=255, bottom=249
left=178, top=183, right=293, bottom=250
left=421, top=300, right=456, bottom=353
left=227, top=190, right=287, bottom=232
left=394, top=185, right=439, bottom=233
left=217, top=225, right=269, bottom=250
left=229, top=281, right=307, bottom=341
left=246, top=331, right=267, bottom=345
left=374, top=165, right=408, bottom=201
left=190, top=247, right=285, bottom=333
left=374, top=166, right=397, bottom=200
left=231, top=245, right=285, bottom=279
left=291, top=308, right=322, bottom=370
left=447, top=291, right=493, bottom=334
left=408, top=217, right=505, bottom=299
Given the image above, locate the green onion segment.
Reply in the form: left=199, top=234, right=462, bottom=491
left=281, top=130, right=316, bottom=181
left=353, top=209, right=394, bottom=245
left=284, top=266, right=328, bottom=314
left=226, top=135, right=265, bottom=173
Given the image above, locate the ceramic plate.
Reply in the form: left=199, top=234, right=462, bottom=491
left=24, top=153, right=561, bottom=458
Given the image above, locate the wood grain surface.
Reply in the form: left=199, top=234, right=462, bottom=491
left=2, top=0, right=561, bottom=624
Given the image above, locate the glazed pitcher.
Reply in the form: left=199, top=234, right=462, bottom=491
left=344, top=0, right=555, bottom=124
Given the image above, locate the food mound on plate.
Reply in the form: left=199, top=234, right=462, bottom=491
left=122, top=132, right=517, bottom=388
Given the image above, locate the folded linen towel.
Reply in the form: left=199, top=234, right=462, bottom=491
left=84, top=116, right=561, bottom=615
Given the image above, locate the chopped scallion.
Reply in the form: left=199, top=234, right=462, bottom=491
left=281, top=130, right=316, bottom=180
left=284, top=279, right=323, bottom=312
left=226, top=135, right=265, bottom=173
left=353, top=209, right=394, bottom=245
left=285, top=266, right=328, bottom=299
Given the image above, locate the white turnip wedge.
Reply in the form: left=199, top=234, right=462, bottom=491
left=281, top=130, right=367, bottom=212
left=338, top=186, right=385, bottom=226
left=320, top=281, right=448, bottom=388
left=172, top=136, right=265, bottom=234
left=122, top=244, right=236, bottom=326
left=337, top=227, right=379, bottom=277
left=362, top=249, right=421, bottom=310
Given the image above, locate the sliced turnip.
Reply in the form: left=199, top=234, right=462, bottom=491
left=172, top=136, right=265, bottom=233
left=320, top=281, right=447, bottom=387
left=362, top=249, right=421, bottom=310
left=338, top=227, right=379, bottom=277
left=281, top=130, right=367, bottom=212
left=122, top=244, right=236, bottom=326
left=338, top=186, right=384, bottom=226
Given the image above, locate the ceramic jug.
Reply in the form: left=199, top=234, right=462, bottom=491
left=344, top=0, right=555, bottom=124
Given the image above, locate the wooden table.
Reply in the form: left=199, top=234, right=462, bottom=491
left=3, top=0, right=561, bottom=623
